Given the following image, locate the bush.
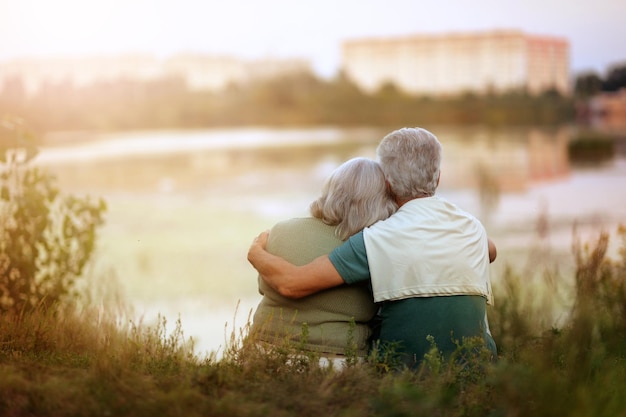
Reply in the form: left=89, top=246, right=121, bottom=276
left=0, top=116, right=106, bottom=314
left=568, top=132, right=615, bottom=164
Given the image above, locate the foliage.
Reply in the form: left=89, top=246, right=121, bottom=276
left=574, top=72, right=603, bottom=98
left=0, top=72, right=576, bottom=134
left=574, top=62, right=626, bottom=96
left=568, top=131, right=616, bottom=164
left=603, top=63, right=626, bottom=92
left=0, top=116, right=106, bottom=313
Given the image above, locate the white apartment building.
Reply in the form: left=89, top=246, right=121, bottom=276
left=0, top=54, right=313, bottom=96
left=163, top=54, right=248, bottom=91
left=163, top=54, right=311, bottom=91
left=341, top=30, right=570, bottom=96
left=0, top=54, right=163, bottom=96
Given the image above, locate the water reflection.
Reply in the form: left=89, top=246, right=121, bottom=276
left=37, top=126, right=573, bottom=196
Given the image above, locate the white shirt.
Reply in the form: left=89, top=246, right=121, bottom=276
left=363, top=196, right=493, bottom=304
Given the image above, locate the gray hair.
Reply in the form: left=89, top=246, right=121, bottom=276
left=376, top=127, right=442, bottom=200
left=310, top=157, right=397, bottom=240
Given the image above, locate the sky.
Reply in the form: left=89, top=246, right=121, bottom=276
left=1, top=0, right=625, bottom=78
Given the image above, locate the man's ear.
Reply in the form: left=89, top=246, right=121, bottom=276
left=436, top=172, right=441, bottom=187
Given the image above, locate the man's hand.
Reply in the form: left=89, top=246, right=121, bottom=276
left=488, top=238, right=497, bottom=263
left=248, top=230, right=270, bottom=266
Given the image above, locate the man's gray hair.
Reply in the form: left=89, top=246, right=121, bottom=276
left=310, top=157, right=397, bottom=240
left=377, top=127, right=442, bottom=200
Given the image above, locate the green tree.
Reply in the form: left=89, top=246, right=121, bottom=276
left=574, top=72, right=603, bottom=98
left=0, top=116, right=106, bottom=313
left=602, top=63, right=626, bottom=92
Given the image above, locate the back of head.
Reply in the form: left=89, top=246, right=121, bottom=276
left=376, top=127, right=442, bottom=200
left=310, top=157, right=397, bottom=240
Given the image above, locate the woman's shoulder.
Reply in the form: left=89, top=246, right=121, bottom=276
left=267, top=217, right=343, bottom=262
left=271, top=217, right=334, bottom=234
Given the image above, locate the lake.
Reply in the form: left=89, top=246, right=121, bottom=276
left=35, top=125, right=626, bottom=357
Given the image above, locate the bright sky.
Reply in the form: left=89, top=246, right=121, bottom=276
left=1, top=0, right=624, bottom=78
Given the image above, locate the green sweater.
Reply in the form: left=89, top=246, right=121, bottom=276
left=251, top=217, right=377, bottom=355
left=330, top=231, right=498, bottom=367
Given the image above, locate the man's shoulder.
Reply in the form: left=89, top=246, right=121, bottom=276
left=329, top=230, right=370, bottom=284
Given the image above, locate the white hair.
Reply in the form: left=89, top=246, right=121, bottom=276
left=310, top=157, right=397, bottom=240
left=376, top=127, right=442, bottom=200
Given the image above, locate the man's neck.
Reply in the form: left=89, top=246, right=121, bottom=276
left=396, top=198, right=411, bottom=207
left=396, top=195, right=431, bottom=207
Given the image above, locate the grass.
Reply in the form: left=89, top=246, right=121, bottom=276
left=1, top=226, right=625, bottom=416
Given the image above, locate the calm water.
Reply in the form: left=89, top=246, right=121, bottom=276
left=36, top=126, right=626, bottom=357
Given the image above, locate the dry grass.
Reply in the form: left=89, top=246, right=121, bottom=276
left=1, top=226, right=625, bottom=416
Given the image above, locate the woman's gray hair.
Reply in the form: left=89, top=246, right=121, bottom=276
left=310, top=157, right=397, bottom=240
left=376, top=127, right=442, bottom=200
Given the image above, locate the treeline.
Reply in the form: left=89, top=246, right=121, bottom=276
left=1, top=72, right=576, bottom=136
left=574, top=62, right=626, bottom=97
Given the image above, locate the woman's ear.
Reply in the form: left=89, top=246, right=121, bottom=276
left=385, top=180, right=394, bottom=197
left=386, top=180, right=402, bottom=205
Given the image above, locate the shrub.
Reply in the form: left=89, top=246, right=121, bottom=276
left=0, top=116, right=106, bottom=314
left=568, top=132, right=615, bottom=164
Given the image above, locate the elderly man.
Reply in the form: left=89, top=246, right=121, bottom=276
left=248, top=127, right=497, bottom=367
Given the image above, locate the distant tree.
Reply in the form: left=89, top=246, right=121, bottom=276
left=328, top=71, right=370, bottom=99
left=540, top=87, right=563, bottom=99
left=375, top=81, right=405, bottom=99
left=602, top=63, right=626, bottom=92
left=574, top=72, right=603, bottom=98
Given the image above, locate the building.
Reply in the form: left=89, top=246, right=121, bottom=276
left=0, top=54, right=163, bottom=96
left=0, top=54, right=313, bottom=96
left=164, top=54, right=311, bottom=91
left=341, top=30, right=569, bottom=97
left=163, top=54, right=247, bottom=91
left=588, top=88, right=626, bottom=133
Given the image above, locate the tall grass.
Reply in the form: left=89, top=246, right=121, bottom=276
left=1, top=226, right=625, bottom=417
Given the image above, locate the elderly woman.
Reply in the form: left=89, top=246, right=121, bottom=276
left=250, top=157, right=397, bottom=364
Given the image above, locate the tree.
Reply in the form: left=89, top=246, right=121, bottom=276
left=602, top=63, right=626, bottom=92
left=574, top=72, right=603, bottom=98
